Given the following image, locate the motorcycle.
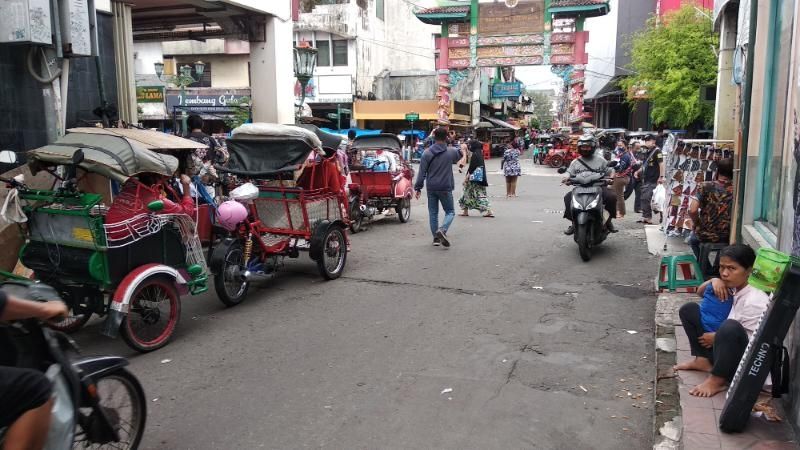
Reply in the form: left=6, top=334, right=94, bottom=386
left=559, top=161, right=617, bottom=262
left=0, top=282, right=147, bottom=449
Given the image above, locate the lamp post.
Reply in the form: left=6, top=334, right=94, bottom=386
left=293, top=42, right=318, bottom=122
left=155, top=60, right=206, bottom=135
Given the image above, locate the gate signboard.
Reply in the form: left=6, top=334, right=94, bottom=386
left=491, top=82, right=523, bottom=98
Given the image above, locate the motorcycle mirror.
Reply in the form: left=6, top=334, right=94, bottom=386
left=147, top=200, right=165, bottom=212
left=72, top=149, right=85, bottom=165
left=608, top=160, right=619, bottom=168
left=557, top=167, right=568, bottom=174
left=0, top=150, right=18, bottom=164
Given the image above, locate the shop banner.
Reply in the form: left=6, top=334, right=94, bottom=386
left=137, top=86, right=164, bottom=103
left=166, top=93, right=250, bottom=112
left=492, top=82, right=523, bottom=98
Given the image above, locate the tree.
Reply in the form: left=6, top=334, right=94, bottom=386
left=620, top=6, right=719, bottom=128
left=527, top=90, right=555, bottom=130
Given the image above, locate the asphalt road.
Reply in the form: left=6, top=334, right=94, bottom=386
left=74, top=159, right=658, bottom=449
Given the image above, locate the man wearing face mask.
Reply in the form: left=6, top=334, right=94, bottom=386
left=562, top=136, right=618, bottom=235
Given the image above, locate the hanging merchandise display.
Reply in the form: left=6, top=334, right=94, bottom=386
left=662, top=138, right=735, bottom=237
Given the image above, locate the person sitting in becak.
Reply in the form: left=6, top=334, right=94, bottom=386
left=105, top=173, right=196, bottom=239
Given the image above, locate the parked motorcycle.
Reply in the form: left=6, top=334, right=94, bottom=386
left=0, top=282, right=147, bottom=449
left=559, top=161, right=617, bottom=262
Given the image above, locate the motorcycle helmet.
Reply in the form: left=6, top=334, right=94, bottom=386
left=576, top=135, right=596, bottom=158
left=217, top=200, right=248, bottom=230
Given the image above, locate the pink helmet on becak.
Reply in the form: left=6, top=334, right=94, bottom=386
left=216, top=200, right=248, bottom=230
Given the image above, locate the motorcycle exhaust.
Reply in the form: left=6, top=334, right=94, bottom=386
left=243, top=270, right=276, bottom=282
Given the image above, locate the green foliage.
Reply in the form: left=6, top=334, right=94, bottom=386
left=527, top=90, right=555, bottom=130
left=620, top=6, right=719, bottom=128
left=223, top=97, right=252, bottom=130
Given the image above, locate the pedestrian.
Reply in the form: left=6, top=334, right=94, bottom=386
left=687, top=158, right=734, bottom=259
left=502, top=140, right=522, bottom=197
left=634, top=134, right=665, bottom=224
left=612, top=141, right=636, bottom=219
left=414, top=127, right=467, bottom=247
left=673, top=244, right=769, bottom=397
left=624, top=141, right=645, bottom=213
left=459, top=140, right=495, bottom=218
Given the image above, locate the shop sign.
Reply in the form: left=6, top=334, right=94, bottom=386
left=478, top=0, right=544, bottom=36
left=405, top=112, right=419, bottom=122
left=166, top=93, right=251, bottom=112
left=492, top=82, right=523, bottom=98
left=137, top=86, right=164, bottom=103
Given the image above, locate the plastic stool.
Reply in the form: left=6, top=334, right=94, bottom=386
left=658, top=254, right=705, bottom=292
left=699, top=242, right=727, bottom=280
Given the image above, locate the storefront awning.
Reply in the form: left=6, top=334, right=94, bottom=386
left=481, top=116, right=520, bottom=131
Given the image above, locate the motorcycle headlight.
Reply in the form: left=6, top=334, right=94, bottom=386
left=587, top=195, right=600, bottom=209
left=571, top=195, right=582, bottom=210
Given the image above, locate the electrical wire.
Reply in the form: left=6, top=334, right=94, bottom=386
left=356, top=37, right=435, bottom=59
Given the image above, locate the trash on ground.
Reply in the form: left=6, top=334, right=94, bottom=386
left=152, top=398, right=159, bottom=402
left=532, top=286, right=544, bottom=290
left=579, top=385, right=588, bottom=392
left=160, top=359, right=172, bottom=364
left=626, top=330, right=638, bottom=334
left=531, top=220, right=543, bottom=223
left=441, top=388, right=453, bottom=395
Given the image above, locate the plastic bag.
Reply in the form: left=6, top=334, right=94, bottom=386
left=651, top=184, right=666, bottom=213
left=230, top=182, right=259, bottom=201
left=1, top=184, right=27, bottom=224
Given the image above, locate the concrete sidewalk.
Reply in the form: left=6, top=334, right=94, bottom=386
left=648, top=232, right=799, bottom=449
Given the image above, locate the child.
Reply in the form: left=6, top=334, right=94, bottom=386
left=696, top=277, right=734, bottom=333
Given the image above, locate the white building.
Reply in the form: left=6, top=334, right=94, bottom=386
left=294, top=0, right=438, bottom=127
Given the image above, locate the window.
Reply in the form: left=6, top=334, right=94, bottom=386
left=376, top=0, right=384, bottom=20
left=333, top=40, right=348, bottom=66
left=756, top=0, right=795, bottom=232
left=316, top=40, right=331, bottom=66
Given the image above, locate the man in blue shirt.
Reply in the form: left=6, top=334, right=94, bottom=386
left=414, top=127, right=466, bottom=247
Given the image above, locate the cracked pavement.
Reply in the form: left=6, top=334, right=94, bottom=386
left=73, top=160, right=658, bottom=449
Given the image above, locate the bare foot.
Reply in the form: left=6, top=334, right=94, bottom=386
left=673, top=357, right=712, bottom=372
left=689, top=375, right=728, bottom=397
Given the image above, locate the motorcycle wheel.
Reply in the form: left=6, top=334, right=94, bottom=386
left=396, top=196, right=411, bottom=223
left=120, top=277, right=181, bottom=353
left=576, top=224, right=592, bottom=262
left=213, top=241, right=250, bottom=307
left=550, top=155, right=565, bottom=169
left=349, top=197, right=363, bottom=233
left=73, top=368, right=146, bottom=450
left=316, top=226, right=347, bottom=280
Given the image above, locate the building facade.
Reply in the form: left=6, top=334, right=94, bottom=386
left=712, top=0, right=800, bottom=435
left=295, top=0, right=438, bottom=128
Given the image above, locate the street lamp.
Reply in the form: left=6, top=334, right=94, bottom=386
left=293, top=42, right=318, bottom=120
left=154, top=60, right=205, bottom=135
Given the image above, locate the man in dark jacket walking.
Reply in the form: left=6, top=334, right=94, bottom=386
left=414, top=127, right=466, bottom=247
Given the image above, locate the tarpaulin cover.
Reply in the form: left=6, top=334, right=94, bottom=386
left=222, top=124, right=321, bottom=176
left=350, top=134, right=403, bottom=151
left=296, top=124, right=345, bottom=150
left=27, top=132, right=179, bottom=183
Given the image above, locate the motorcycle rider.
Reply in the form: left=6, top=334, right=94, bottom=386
left=0, top=290, right=68, bottom=450
left=562, top=136, right=619, bottom=235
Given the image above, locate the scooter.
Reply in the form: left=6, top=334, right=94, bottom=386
left=0, top=282, right=147, bottom=449
left=559, top=161, right=617, bottom=262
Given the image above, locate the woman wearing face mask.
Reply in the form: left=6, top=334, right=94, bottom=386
left=673, top=244, right=770, bottom=397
